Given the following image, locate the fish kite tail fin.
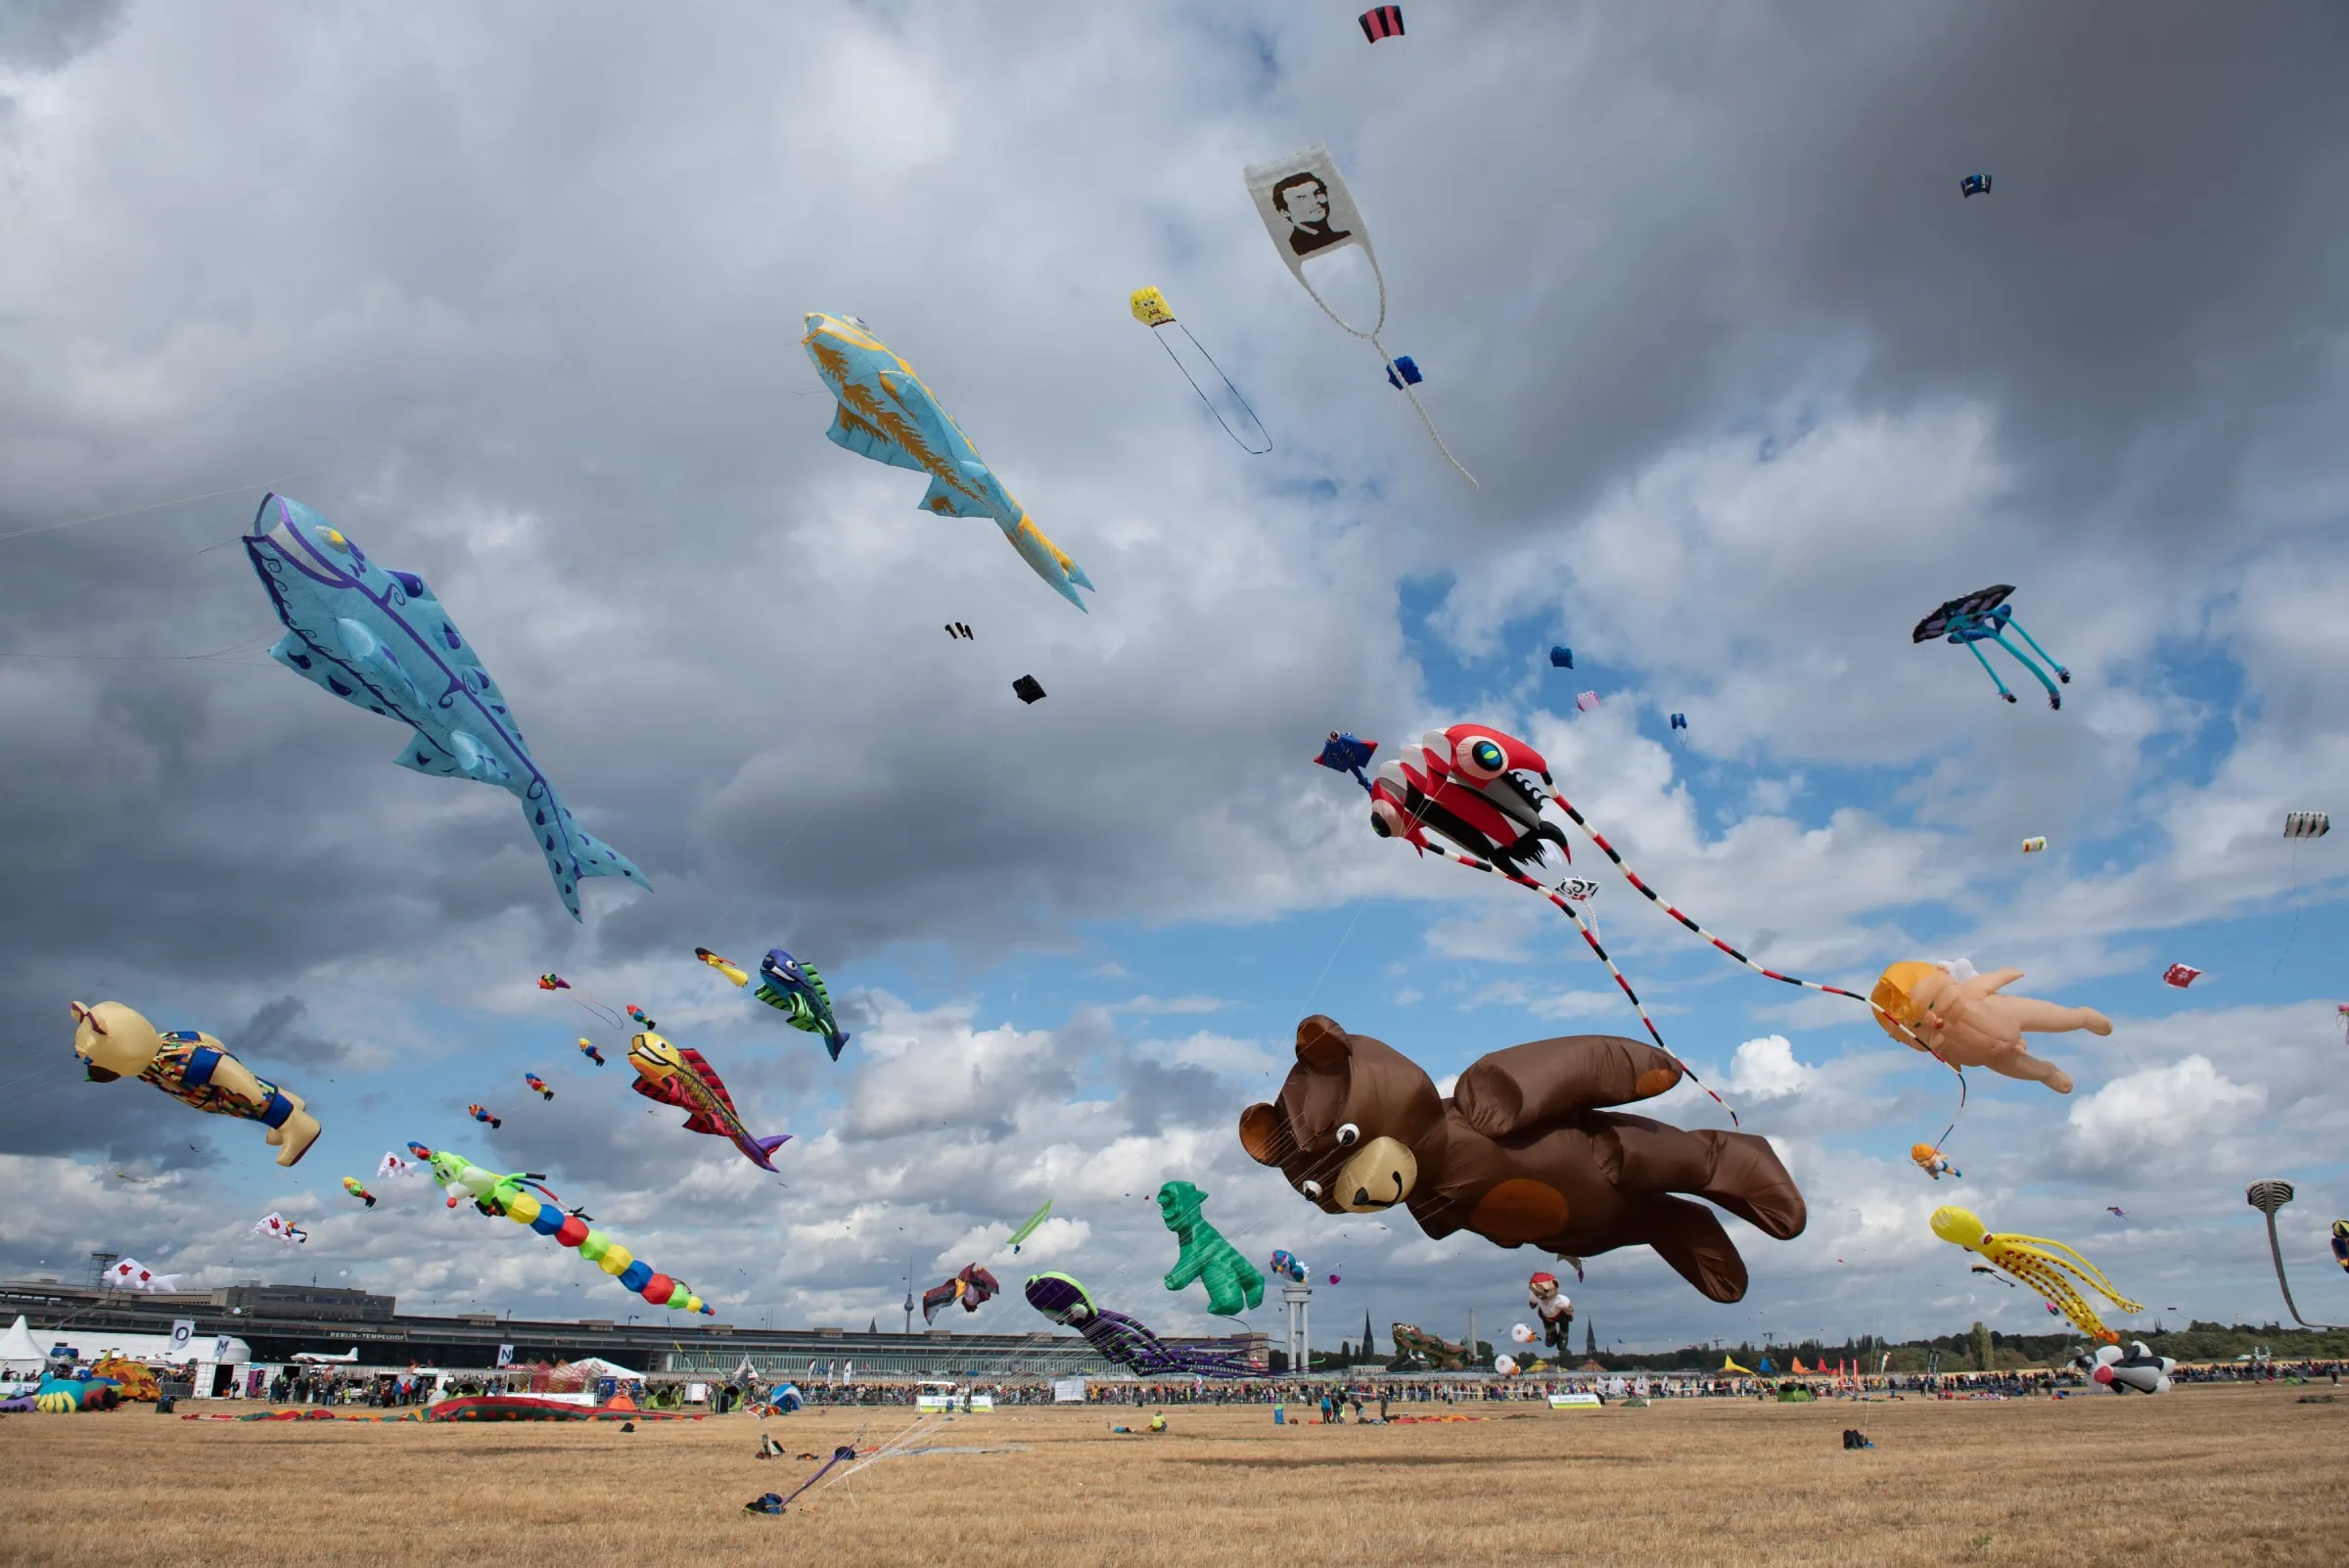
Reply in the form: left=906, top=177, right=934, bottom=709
left=527, top=787, right=650, bottom=920
left=1006, top=514, right=1093, bottom=611
left=752, top=1132, right=793, bottom=1171
left=825, top=1029, right=851, bottom=1061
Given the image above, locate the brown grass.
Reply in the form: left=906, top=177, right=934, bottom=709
left=3, top=1385, right=2346, bottom=1566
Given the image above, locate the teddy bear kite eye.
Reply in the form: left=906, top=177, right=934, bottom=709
left=1301, top=1179, right=1322, bottom=1198
left=1336, top=1123, right=1360, bottom=1147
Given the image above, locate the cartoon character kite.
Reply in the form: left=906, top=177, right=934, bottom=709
left=70, top=1000, right=321, bottom=1168
left=802, top=312, right=1095, bottom=611
left=342, top=1177, right=377, bottom=1209
left=1129, top=288, right=1269, bottom=453
left=525, top=1074, right=553, bottom=1102
left=245, top=494, right=646, bottom=919
left=577, top=1038, right=605, bottom=1067
left=469, top=1104, right=501, bottom=1130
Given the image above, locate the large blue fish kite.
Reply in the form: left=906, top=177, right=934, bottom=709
left=801, top=312, right=1095, bottom=612
left=244, top=493, right=646, bottom=919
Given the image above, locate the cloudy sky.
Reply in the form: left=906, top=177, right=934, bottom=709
left=3, top=1, right=2345, bottom=1355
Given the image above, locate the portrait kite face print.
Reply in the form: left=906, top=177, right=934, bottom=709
left=1271, top=172, right=1351, bottom=256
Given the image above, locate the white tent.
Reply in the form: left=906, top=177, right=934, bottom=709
left=562, top=1356, right=643, bottom=1382
left=0, top=1314, right=46, bottom=1372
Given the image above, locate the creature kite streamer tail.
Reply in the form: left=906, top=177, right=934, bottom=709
left=1530, top=782, right=1969, bottom=1122
left=1418, top=841, right=1736, bottom=1127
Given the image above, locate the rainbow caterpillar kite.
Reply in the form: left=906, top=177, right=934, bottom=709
left=409, top=1142, right=713, bottom=1316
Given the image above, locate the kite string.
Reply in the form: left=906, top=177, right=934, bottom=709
left=1531, top=782, right=1969, bottom=1130
left=1155, top=329, right=1272, bottom=455
left=1293, top=252, right=1477, bottom=488
left=0, top=475, right=288, bottom=546
left=1417, top=839, right=1735, bottom=1127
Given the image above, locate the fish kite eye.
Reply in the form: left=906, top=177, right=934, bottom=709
left=1368, top=798, right=1405, bottom=839
left=1301, top=1179, right=1322, bottom=1199
left=320, top=529, right=349, bottom=551
left=1336, top=1123, right=1360, bottom=1147
left=1455, top=736, right=1507, bottom=781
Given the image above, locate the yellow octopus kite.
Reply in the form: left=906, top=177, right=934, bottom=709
left=1930, top=1206, right=2142, bottom=1343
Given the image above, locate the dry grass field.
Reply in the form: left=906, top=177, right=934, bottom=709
left=3, top=1385, right=2345, bottom=1567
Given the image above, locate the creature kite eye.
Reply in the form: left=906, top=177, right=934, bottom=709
left=1454, top=736, right=1507, bottom=781
left=1301, top=1179, right=1322, bottom=1199
left=1335, top=1123, right=1360, bottom=1147
left=1369, top=798, right=1405, bottom=839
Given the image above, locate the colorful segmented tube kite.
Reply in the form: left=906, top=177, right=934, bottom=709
left=409, top=1142, right=713, bottom=1315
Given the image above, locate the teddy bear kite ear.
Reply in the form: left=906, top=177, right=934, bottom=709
left=1295, top=1014, right=1351, bottom=1068
left=1237, top=1103, right=1287, bottom=1166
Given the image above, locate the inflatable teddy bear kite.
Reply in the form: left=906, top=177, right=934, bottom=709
left=70, top=1000, right=321, bottom=1167
left=1239, top=1015, right=1805, bottom=1303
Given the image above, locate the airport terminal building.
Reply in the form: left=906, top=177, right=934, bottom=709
left=0, top=1276, right=1266, bottom=1383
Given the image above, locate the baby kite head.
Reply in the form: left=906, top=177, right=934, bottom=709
left=1870, top=962, right=1942, bottom=1043
left=1930, top=1205, right=1989, bottom=1252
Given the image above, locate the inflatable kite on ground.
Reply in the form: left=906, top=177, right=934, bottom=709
left=1359, top=5, right=1404, bottom=42
left=1528, top=1271, right=1574, bottom=1350
left=244, top=493, right=646, bottom=919
left=697, top=946, right=851, bottom=1059
left=1870, top=961, right=2108, bottom=1095
left=101, top=1258, right=180, bottom=1292
left=1023, top=1272, right=1261, bottom=1377
left=2244, top=1181, right=2346, bottom=1330
left=802, top=312, right=1095, bottom=611
left=411, top=1143, right=711, bottom=1315
left=2285, top=812, right=2329, bottom=839
left=2074, top=1340, right=2175, bottom=1394
left=1268, top=1250, right=1307, bottom=1284
left=1391, top=1325, right=1472, bottom=1370
left=920, top=1265, right=1002, bottom=1324
left=469, top=1104, right=502, bottom=1130
left=1929, top=1207, right=2141, bottom=1342
left=627, top=1033, right=791, bottom=1173
left=1244, top=144, right=1475, bottom=485
left=253, top=1212, right=307, bottom=1246
left=342, top=1177, right=377, bottom=1209
left=69, top=1000, right=320, bottom=1168
left=1005, top=1200, right=1052, bottom=1254
left=525, top=1074, right=552, bottom=1101
left=1911, top=1143, right=1961, bottom=1180
left=1960, top=173, right=1991, bottom=197
left=1158, top=1180, right=1266, bottom=1317
left=1129, top=288, right=1270, bottom=454
left=2162, top=963, right=2200, bottom=989
left=1240, top=1016, right=1807, bottom=1303
left=577, top=1038, right=605, bottom=1066
left=1911, top=585, right=2071, bottom=709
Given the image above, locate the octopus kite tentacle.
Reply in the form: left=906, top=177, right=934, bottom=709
left=1417, top=841, right=1737, bottom=1127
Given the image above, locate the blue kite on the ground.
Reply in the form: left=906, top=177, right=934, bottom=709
left=244, top=493, right=646, bottom=918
